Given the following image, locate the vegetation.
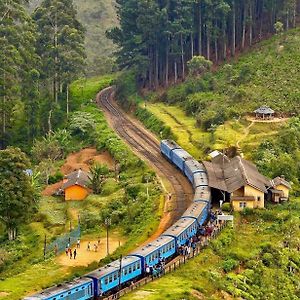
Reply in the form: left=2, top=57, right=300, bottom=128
left=109, top=0, right=300, bottom=88
left=123, top=201, right=300, bottom=300
left=0, top=74, right=163, bottom=299
left=28, top=0, right=118, bottom=75
left=0, top=148, right=39, bottom=240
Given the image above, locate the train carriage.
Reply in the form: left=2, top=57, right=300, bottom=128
left=193, top=172, right=209, bottom=188
left=194, top=186, right=211, bottom=203
left=162, top=218, right=197, bottom=246
left=23, top=278, right=94, bottom=300
left=24, top=140, right=213, bottom=300
left=184, top=159, right=206, bottom=184
left=160, top=140, right=180, bottom=161
left=171, top=148, right=192, bottom=172
left=181, top=202, right=209, bottom=226
left=86, top=256, right=142, bottom=297
left=129, top=236, right=176, bottom=270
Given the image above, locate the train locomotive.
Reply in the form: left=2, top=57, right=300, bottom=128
left=24, top=140, right=211, bottom=300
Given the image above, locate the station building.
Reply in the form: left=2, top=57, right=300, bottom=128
left=203, top=152, right=290, bottom=211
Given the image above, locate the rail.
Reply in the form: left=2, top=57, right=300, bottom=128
left=103, top=221, right=227, bottom=300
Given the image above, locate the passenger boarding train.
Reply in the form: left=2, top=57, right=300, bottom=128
left=24, top=140, right=211, bottom=300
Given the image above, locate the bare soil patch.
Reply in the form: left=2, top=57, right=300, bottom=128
left=42, top=148, right=115, bottom=196
left=57, top=236, right=124, bottom=267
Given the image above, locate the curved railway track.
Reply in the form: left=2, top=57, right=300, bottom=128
left=96, top=87, right=193, bottom=231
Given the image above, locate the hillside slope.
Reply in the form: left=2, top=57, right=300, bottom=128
left=160, top=27, right=300, bottom=126
left=28, top=0, right=117, bottom=75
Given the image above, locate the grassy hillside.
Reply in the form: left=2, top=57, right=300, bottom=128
left=28, top=0, right=117, bottom=75
left=123, top=201, right=300, bottom=300
left=160, top=27, right=300, bottom=126
left=0, top=75, right=163, bottom=299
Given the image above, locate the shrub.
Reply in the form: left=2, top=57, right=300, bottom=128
left=222, top=258, right=239, bottom=273
left=222, top=203, right=232, bottom=212
left=48, top=171, right=64, bottom=184
left=69, top=111, right=96, bottom=139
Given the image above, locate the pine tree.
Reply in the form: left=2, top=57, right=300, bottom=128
left=33, top=0, right=86, bottom=123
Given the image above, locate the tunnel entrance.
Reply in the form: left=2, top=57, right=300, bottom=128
left=210, top=187, right=230, bottom=209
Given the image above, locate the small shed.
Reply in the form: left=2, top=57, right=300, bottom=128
left=270, top=176, right=291, bottom=202
left=254, top=106, right=275, bottom=119
left=59, top=169, right=90, bottom=201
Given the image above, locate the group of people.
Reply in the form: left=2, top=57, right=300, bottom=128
left=145, top=257, right=166, bottom=278
left=65, top=243, right=77, bottom=259
left=86, top=240, right=101, bottom=252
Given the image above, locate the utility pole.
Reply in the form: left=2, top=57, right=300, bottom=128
left=105, top=217, right=111, bottom=255
left=43, top=234, right=47, bottom=260
left=118, top=255, right=123, bottom=291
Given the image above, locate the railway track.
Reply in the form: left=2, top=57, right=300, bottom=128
left=96, top=87, right=193, bottom=228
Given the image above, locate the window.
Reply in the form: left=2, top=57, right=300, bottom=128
left=257, top=196, right=261, bottom=201
left=129, top=266, right=132, bottom=274
left=239, top=202, right=247, bottom=209
left=105, top=278, right=108, bottom=285
left=133, top=264, right=136, bottom=271
left=124, top=268, right=128, bottom=275
left=109, top=275, right=113, bottom=283
left=137, top=262, right=140, bottom=269
left=114, top=273, right=117, bottom=280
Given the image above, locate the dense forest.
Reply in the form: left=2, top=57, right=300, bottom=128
left=28, top=0, right=118, bottom=76
left=109, top=0, right=300, bottom=88
left=0, top=0, right=85, bottom=150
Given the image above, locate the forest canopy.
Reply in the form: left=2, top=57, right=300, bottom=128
left=108, top=0, right=300, bottom=88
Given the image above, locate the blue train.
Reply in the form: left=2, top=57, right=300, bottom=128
left=24, top=140, right=211, bottom=300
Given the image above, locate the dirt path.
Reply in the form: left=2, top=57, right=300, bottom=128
left=57, top=237, right=124, bottom=267
left=236, top=121, right=255, bottom=150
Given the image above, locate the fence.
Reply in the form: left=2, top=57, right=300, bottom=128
left=45, top=225, right=81, bottom=257
left=103, top=221, right=227, bottom=300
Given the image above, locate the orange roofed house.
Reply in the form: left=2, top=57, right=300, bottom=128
left=59, top=169, right=91, bottom=201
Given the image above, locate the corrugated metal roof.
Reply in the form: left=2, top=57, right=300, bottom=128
left=272, top=176, right=291, bottom=189
left=61, top=169, right=90, bottom=190
left=204, top=155, right=271, bottom=193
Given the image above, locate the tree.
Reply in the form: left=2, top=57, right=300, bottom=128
left=33, top=0, right=86, bottom=119
left=0, top=0, right=39, bottom=148
left=89, top=164, right=109, bottom=194
left=187, top=56, right=212, bottom=77
left=0, top=147, right=38, bottom=240
left=109, top=0, right=300, bottom=88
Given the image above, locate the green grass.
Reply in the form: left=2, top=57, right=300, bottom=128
left=0, top=75, right=164, bottom=299
left=144, top=103, right=286, bottom=160
left=70, top=74, right=115, bottom=107
left=123, top=200, right=300, bottom=300
left=146, top=103, right=210, bottom=159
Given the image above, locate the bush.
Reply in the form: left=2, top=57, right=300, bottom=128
left=222, top=203, right=232, bottom=212
left=222, top=258, right=239, bottom=273
left=135, top=107, right=176, bottom=140
left=48, top=171, right=64, bottom=184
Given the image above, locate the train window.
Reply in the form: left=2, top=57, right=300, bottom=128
left=137, top=262, right=140, bottom=269
left=114, top=273, right=117, bottom=280
left=60, top=295, right=64, bottom=298
left=82, top=286, right=85, bottom=290
left=109, top=276, right=113, bottom=283
left=68, top=291, right=71, bottom=294
left=105, top=278, right=108, bottom=285
left=124, top=268, right=128, bottom=275
left=133, top=264, right=136, bottom=271
left=129, top=266, right=132, bottom=273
